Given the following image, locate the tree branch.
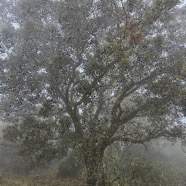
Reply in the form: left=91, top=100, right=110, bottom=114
left=93, top=90, right=104, bottom=122
left=107, top=129, right=175, bottom=146
left=111, top=69, right=162, bottom=124
left=107, top=102, right=149, bottom=141
left=75, top=60, right=117, bottom=107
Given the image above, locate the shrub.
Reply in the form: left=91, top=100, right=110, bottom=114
left=58, top=150, right=84, bottom=178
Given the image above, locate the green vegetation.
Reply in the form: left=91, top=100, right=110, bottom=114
left=107, top=158, right=182, bottom=186
left=58, top=150, right=84, bottom=178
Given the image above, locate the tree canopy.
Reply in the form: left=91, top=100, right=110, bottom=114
left=0, top=0, right=186, bottom=185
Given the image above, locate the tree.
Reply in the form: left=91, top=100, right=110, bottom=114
left=104, top=141, right=184, bottom=185
left=0, top=0, right=186, bottom=185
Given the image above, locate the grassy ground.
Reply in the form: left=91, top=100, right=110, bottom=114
left=0, top=173, right=85, bottom=186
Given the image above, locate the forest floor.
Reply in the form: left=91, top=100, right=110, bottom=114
left=0, top=173, right=85, bottom=186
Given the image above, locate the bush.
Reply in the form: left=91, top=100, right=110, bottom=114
left=106, top=157, right=182, bottom=186
left=58, top=150, right=84, bottom=178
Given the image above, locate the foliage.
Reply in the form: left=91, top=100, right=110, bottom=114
left=105, top=154, right=182, bottom=186
left=3, top=116, right=77, bottom=166
left=125, top=158, right=181, bottom=186
left=58, top=150, right=84, bottom=178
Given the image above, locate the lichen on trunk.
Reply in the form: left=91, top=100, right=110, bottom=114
left=83, top=143, right=106, bottom=186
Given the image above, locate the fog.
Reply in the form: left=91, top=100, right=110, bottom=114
left=1, top=121, right=186, bottom=185
left=1, top=0, right=186, bottom=185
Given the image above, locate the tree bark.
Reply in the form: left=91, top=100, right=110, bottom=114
left=84, top=146, right=106, bottom=186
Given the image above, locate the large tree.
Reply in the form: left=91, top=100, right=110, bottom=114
left=0, top=0, right=186, bottom=185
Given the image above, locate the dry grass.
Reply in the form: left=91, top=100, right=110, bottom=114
left=0, top=173, right=85, bottom=186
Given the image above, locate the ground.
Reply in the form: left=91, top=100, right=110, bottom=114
left=0, top=173, right=85, bottom=186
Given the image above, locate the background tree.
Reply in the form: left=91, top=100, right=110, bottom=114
left=104, top=141, right=185, bottom=186
left=0, top=0, right=186, bottom=185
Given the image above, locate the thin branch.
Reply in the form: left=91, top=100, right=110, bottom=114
left=93, top=90, right=104, bottom=122
left=108, top=130, right=168, bottom=146
left=107, top=102, right=149, bottom=141
left=111, top=69, right=161, bottom=122
left=75, top=60, right=117, bottom=107
left=108, top=123, right=185, bottom=147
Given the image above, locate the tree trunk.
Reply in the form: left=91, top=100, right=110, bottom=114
left=84, top=147, right=106, bottom=186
